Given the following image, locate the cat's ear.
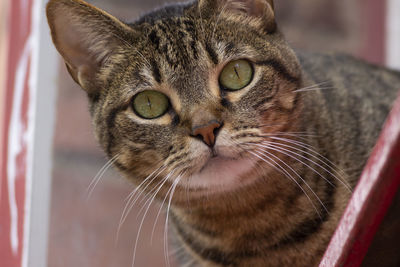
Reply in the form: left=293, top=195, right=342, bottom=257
left=198, top=0, right=276, bottom=32
left=46, top=0, right=135, bottom=94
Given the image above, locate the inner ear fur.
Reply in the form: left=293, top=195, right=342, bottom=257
left=46, top=0, right=135, bottom=94
left=198, top=0, right=276, bottom=32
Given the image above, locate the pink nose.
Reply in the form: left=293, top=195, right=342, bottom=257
left=192, top=121, right=222, bottom=147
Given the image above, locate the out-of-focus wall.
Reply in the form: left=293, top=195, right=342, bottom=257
left=387, top=0, right=400, bottom=70
left=0, top=0, right=8, bottom=86
left=0, top=0, right=9, bottom=156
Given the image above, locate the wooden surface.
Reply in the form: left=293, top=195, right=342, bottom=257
left=320, top=94, right=400, bottom=266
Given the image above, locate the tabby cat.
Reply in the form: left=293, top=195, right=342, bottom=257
left=46, top=0, right=400, bottom=266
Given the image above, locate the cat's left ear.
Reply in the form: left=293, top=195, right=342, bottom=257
left=199, top=0, right=276, bottom=33
left=46, top=0, right=136, bottom=95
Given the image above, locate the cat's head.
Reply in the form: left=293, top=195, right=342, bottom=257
left=47, top=0, right=302, bottom=200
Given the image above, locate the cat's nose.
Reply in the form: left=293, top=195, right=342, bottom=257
left=191, top=120, right=222, bottom=147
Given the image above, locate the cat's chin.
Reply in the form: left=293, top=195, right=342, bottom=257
left=185, top=154, right=256, bottom=194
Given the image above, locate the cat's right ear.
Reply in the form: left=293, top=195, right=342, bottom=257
left=46, top=0, right=135, bottom=95
left=198, top=0, right=276, bottom=33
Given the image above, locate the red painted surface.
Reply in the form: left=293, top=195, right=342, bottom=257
left=0, top=0, right=34, bottom=266
left=320, top=94, right=400, bottom=266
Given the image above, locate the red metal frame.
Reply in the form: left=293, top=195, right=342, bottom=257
left=320, top=94, right=400, bottom=266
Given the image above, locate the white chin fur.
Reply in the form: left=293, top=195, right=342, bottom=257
left=187, top=156, right=256, bottom=192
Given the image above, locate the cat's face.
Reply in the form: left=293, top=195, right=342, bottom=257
left=47, top=0, right=302, bottom=200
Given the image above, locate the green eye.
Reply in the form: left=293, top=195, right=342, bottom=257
left=219, top=59, right=253, bottom=90
left=133, top=90, right=169, bottom=119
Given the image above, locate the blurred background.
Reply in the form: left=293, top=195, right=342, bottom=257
left=0, top=0, right=399, bottom=267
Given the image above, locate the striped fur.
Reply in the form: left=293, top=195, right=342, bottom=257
left=46, top=0, right=400, bottom=266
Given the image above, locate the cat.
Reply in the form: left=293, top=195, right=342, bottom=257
left=46, top=0, right=400, bottom=266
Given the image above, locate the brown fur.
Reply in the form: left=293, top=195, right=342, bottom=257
left=46, top=0, right=400, bottom=266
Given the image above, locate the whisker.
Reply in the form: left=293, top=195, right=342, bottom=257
left=150, top=172, right=184, bottom=243
left=232, top=132, right=316, bottom=144
left=116, top=165, right=166, bottom=244
left=293, top=81, right=333, bottom=93
left=229, top=139, right=271, bottom=177
left=132, top=170, right=175, bottom=267
left=261, top=132, right=318, bottom=137
left=150, top=197, right=169, bottom=246
left=255, top=146, right=328, bottom=215
left=123, top=165, right=165, bottom=203
left=262, top=139, right=352, bottom=191
left=164, top=175, right=182, bottom=267
left=256, top=142, right=335, bottom=187
left=169, top=244, right=185, bottom=257
left=248, top=148, right=323, bottom=218
left=181, top=257, right=197, bottom=267
left=247, top=148, right=320, bottom=216
left=185, top=174, right=191, bottom=211
left=295, top=84, right=327, bottom=91
left=136, top=159, right=187, bottom=208
left=135, top=170, right=175, bottom=219
left=119, top=166, right=166, bottom=226
left=86, top=153, right=120, bottom=200
left=269, top=136, right=351, bottom=189
left=294, top=86, right=336, bottom=93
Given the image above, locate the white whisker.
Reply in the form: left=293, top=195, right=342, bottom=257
left=261, top=132, right=318, bottom=137
left=120, top=166, right=166, bottom=225
left=255, top=147, right=328, bottom=215
left=294, top=86, right=336, bottom=93
left=150, top=171, right=183, bottom=244
left=164, top=175, right=182, bottom=267
left=293, top=81, right=333, bottom=93
left=86, top=153, right=120, bottom=201
left=116, top=165, right=166, bottom=244
left=169, top=244, right=185, bottom=257
left=135, top=170, right=175, bottom=219
left=132, top=170, right=175, bottom=267
left=249, top=148, right=323, bottom=218
left=256, top=142, right=335, bottom=187
left=269, top=136, right=351, bottom=190
left=263, top=139, right=352, bottom=192
left=181, top=257, right=197, bottom=267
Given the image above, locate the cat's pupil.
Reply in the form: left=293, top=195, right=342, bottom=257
left=146, top=97, right=152, bottom=109
left=234, top=67, right=240, bottom=79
